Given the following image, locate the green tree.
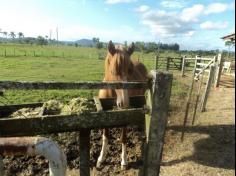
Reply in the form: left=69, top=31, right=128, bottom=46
left=3, top=31, right=8, bottom=39
left=135, top=41, right=145, bottom=52
left=18, top=32, right=24, bottom=38
left=9, top=31, right=16, bottom=39
left=124, top=41, right=128, bottom=49
left=92, top=37, right=102, bottom=49
left=36, top=36, right=48, bottom=45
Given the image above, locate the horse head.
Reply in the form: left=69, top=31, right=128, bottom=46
left=104, top=41, right=135, bottom=108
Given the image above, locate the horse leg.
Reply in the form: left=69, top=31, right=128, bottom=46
left=121, top=127, right=128, bottom=170
left=96, top=128, right=109, bottom=168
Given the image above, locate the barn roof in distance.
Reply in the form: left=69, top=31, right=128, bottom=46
left=221, top=33, right=235, bottom=42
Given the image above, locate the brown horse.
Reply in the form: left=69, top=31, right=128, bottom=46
left=96, top=41, right=148, bottom=170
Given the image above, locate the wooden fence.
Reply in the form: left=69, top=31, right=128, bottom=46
left=181, top=53, right=224, bottom=140
left=0, top=48, right=106, bottom=59
left=0, top=70, right=173, bottom=176
left=155, top=56, right=186, bottom=71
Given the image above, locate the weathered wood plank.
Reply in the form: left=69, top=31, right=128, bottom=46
left=196, top=63, right=209, bottom=66
left=181, top=59, right=197, bottom=141
left=79, top=129, right=90, bottom=176
left=0, top=81, right=148, bottom=90
left=143, top=71, right=173, bottom=176
left=0, top=103, right=43, bottom=117
left=214, top=53, right=223, bottom=88
left=181, top=56, right=186, bottom=77
left=200, top=65, right=215, bottom=112
left=0, top=156, right=3, bottom=176
left=0, top=108, right=145, bottom=137
left=194, top=58, right=215, bottom=80
left=185, top=57, right=213, bottom=61
left=192, top=70, right=205, bottom=125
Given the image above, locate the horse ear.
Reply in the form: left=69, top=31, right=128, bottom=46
left=108, top=40, right=116, bottom=56
left=127, top=42, right=135, bottom=55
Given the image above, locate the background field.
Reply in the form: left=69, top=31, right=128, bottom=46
left=0, top=44, right=190, bottom=105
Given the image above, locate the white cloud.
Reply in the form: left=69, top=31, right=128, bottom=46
left=204, top=2, right=235, bottom=15
left=105, top=0, right=136, bottom=4
left=200, top=21, right=228, bottom=30
left=139, top=3, right=207, bottom=38
left=135, top=5, right=150, bottom=12
left=141, top=10, right=195, bottom=38
left=180, top=4, right=205, bottom=22
left=161, top=0, right=185, bottom=9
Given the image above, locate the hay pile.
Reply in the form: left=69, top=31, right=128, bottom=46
left=10, top=97, right=96, bottom=118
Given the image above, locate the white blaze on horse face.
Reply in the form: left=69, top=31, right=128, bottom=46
left=116, top=89, right=129, bottom=108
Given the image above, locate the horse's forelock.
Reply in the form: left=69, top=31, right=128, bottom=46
left=115, top=44, right=125, bottom=51
left=105, top=49, right=132, bottom=78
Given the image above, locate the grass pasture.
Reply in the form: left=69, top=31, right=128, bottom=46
left=0, top=44, right=185, bottom=104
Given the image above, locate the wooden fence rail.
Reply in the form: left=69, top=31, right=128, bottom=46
left=0, top=71, right=173, bottom=176
left=0, top=81, right=149, bottom=90
left=0, top=108, right=145, bottom=137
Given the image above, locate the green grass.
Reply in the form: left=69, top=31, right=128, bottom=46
left=0, top=44, right=189, bottom=105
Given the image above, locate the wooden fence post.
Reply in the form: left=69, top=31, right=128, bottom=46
left=200, top=65, right=215, bottom=112
left=143, top=71, right=173, bottom=176
left=214, top=53, right=223, bottom=88
left=0, top=156, right=4, bottom=176
left=4, top=49, right=6, bottom=57
left=211, top=56, right=217, bottom=84
left=192, top=70, right=205, bottom=125
left=166, top=57, right=170, bottom=71
left=155, top=55, right=159, bottom=70
left=181, top=59, right=197, bottom=141
left=79, top=129, right=91, bottom=176
left=181, top=56, right=186, bottom=77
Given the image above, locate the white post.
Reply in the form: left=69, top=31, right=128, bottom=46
left=0, top=137, right=67, bottom=176
left=214, top=53, right=223, bottom=87
left=34, top=138, right=67, bottom=176
left=181, top=56, right=186, bottom=77
left=200, top=65, right=215, bottom=112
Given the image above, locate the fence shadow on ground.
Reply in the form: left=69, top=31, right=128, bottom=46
left=164, top=125, right=235, bottom=170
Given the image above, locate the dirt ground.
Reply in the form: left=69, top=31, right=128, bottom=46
left=160, top=74, right=235, bottom=176
left=2, top=74, right=235, bottom=176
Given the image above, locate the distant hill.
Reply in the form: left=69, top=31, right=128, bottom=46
left=74, top=39, right=95, bottom=47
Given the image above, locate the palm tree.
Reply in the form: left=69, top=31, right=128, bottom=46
left=3, top=32, right=8, bottom=39
left=18, top=32, right=24, bottom=38
left=9, top=31, right=16, bottom=39
left=225, top=40, right=235, bottom=59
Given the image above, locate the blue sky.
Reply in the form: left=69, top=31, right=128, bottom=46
left=0, top=0, right=235, bottom=50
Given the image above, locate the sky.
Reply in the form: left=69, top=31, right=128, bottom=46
left=0, top=0, right=235, bottom=50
